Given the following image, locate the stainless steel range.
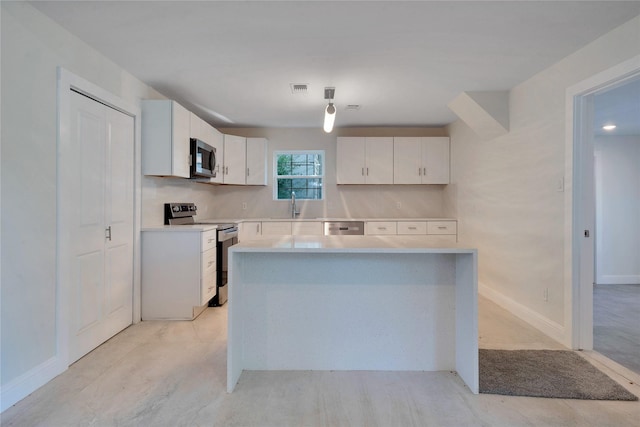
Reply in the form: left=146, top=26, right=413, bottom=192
left=164, top=203, right=238, bottom=306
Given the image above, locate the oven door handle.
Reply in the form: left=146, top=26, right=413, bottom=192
left=218, top=230, right=238, bottom=241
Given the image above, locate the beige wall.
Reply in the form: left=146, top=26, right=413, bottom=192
left=445, top=15, right=640, bottom=333
left=143, top=127, right=448, bottom=226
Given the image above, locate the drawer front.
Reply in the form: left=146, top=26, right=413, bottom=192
left=366, top=221, right=397, bottom=235
left=292, top=221, right=323, bottom=236
left=397, top=221, right=427, bottom=235
left=201, top=247, right=217, bottom=278
left=201, top=269, right=217, bottom=306
left=261, top=221, right=292, bottom=236
left=201, top=229, right=217, bottom=251
left=427, top=221, right=457, bottom=235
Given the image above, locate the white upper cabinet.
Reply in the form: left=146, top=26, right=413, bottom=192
left=394, top=137, right=450, bottom=184
left=189, top=112, right=218, bottom=146
left=246, top=137, right=268, bottom=186
left=222, top=134, right=247, bottom=185
left=337, top=137, right=394, bottom=184
left=337, top=137, right=365, bottom=184
left=142, top=100, right=191, bottom=178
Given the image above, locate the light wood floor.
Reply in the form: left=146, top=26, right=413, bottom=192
left=594, top=284, right=640, bottom=374
left=2, top=297, right=639, bottom=427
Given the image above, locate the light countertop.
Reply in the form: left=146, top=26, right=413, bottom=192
left=141, top=224, right=219, bottom=232
left=208, top=217, right=457, bottom=223
left=230, top=235, right=474, bottom=253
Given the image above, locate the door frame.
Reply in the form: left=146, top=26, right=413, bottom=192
left=57, top=67, right=142, bottom=368
left=565, top=55, right=640, bottom=349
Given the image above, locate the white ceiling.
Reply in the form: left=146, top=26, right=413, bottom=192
left=31, top=1, right=640, bottom=131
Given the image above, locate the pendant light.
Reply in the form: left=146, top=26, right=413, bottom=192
left=323, top=87, right=336, bottom=133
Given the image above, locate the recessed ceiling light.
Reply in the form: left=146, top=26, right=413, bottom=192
left=602, top=124, right=617, bottom=131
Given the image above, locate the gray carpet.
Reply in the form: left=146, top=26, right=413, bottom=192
left=479, top=349, right=638, bottom=401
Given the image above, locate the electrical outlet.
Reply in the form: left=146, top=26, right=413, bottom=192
left=396, top=201, right=402, bottom=209
left=242, top=202, right=247, bottom=210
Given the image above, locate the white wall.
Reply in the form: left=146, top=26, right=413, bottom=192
left=595, top=135, right=640, bottom=285
left=143, top=127, right=449, bottom=226
left=0, top=2, right=163, bottom=405
left=445, top=15, right=640, bottom=339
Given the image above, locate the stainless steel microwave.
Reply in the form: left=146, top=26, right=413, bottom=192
left=190, top=138, right=216, bottom=179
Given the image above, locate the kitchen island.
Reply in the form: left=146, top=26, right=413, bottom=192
left=227, top=236, right=478, bottom=394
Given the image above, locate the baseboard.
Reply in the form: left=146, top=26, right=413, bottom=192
left=1, top=356, right=65, bottom=413
left=479, top=281, right=566, bottom=345
left=597, top=275, right=640, bottom=285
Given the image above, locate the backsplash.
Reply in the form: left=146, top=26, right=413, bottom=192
left=141, top=128, right=449, bottom=225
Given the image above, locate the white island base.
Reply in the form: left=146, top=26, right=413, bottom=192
left=227, top=236, right=478, bottom=394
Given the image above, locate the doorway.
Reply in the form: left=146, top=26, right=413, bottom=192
left=568, top=56, right=640, bottom=358
left=57, top=68, right=142, bottom=369
left=592, top=77, right=640, bottom=374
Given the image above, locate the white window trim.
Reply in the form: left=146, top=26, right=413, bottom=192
left=273, top=150, right=325, bottom=200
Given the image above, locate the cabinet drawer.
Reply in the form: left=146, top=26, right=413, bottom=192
left=292, top=221, right=323, bottom=236
left=366, top=221, right=397, bottom=235
left=201, top=229, right=217, bottom=251
left=397, top=221, right=427, bottom=235
left=261, top=221, right=292, bottom=236
left=427, top=221, right=457, bottom=235
left=201, top=269, right=217, bottom=306
left=202, top=248, right=217, bottom=277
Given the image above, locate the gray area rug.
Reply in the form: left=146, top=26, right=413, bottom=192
left=479, top=349, right=638, bottom=401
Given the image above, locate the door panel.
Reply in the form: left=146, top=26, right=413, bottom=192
left=336, top=137, right=366, bottom=184
left=365, top=137, right=393, bottom=184
left=393, top=137, right=421, bottom=184
left=76, top=251, right=103, bottom=332
left=69, top=90, right=133, bottom=363
left=423, top=137, right=450, bottom=184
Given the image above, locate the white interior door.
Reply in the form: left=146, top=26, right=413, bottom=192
left=69, top=90, right=133, bottom=362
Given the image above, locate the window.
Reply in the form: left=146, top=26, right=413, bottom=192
left=274, top=151, right=324, bottom=200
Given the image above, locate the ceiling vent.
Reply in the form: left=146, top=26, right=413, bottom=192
left=345, top=104, right=361, bottom=111
left=290, top=84, right=308, bottom=94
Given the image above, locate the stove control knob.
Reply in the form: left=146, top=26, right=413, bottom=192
left=172, top=206, right=180, bottom=212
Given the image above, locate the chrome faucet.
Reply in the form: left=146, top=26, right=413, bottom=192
left=291, top=191, right=300, bottom=218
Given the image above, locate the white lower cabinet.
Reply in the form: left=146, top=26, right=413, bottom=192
left=142, top=229, right=217, bottom=320
left=397, top=221, right=427, bottom=235
left=292, top=221, right=323, bottom=236
left=427, top=221, right=457, bottom=235
left=365, top=221, right=397, bottom=235
left=261, top=221, right=292, bottom=236
left=366, top=220, right=457, bottom=241
left=239, top=221, right=262, bottom=241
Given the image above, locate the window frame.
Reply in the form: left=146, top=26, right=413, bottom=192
left=272, top=150, right=325, bottom=201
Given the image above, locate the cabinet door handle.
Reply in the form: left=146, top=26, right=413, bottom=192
left=257, top=224, right=260, bottom=233
left=362, top=167, right=365, bottom=176
left=408, top=227, right=417, bottom=230
left=105, top=226, right=112, bottom=241
left=208, top=237, right=215, bottom=243
left=418, top=168, right=422, bottom=176
left=378, top=227, right=387, bottom=230
left=225, top=166, right=229, bottom=175
left=438, top=226, right=447, bottom=230
left=423, top=168, right=426, bottom=175
left=366, top=167, right=369, bottom=176
left=247, top=167, right=250, bottom=176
